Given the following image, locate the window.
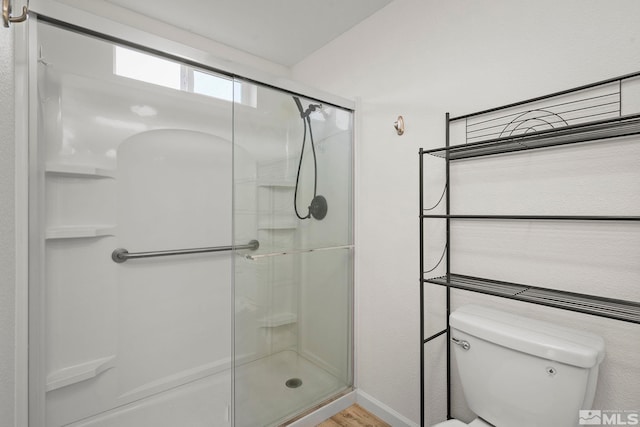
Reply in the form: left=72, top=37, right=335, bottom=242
left=114, top=46, right=255, bottom=106
left=193, top=70, right=241, bottom=103
left=114, top=46, right=181, bottom=90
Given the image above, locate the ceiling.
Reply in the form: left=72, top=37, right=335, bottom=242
left=104, top=0, right=393, bottom=67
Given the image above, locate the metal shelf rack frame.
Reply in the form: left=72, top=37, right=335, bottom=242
left=418, top=71, right=640, bottom=427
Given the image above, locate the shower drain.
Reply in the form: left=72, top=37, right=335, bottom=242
left=285, top=378, right=303, bottom=389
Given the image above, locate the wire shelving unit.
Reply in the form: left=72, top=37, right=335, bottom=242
left=419, top=71, right=640, bottom=427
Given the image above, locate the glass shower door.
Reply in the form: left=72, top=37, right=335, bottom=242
left=233, top=81, right=354, bottom=426
left=32, top=20, right=235, bottom=426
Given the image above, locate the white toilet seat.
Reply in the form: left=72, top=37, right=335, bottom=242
left=432, top=420, right=468, bottom=427
left=432, top=418, right=493, bottom=427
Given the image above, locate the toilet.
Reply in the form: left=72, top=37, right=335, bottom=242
left=433, top=305, right=605, bottom=427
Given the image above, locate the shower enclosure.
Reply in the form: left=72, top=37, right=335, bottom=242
left=28, top=18, right=353, bottom=427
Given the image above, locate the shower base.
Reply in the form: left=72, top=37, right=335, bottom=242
left=67, top=350, right=347, bottom=427
left=235, top=350, right=348, bottom=427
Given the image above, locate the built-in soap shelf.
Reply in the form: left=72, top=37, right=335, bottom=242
left=46, top=225, right=117, bottom=240
left=258, top=216, right=298, bottom=230
left=46, top=163, right=116, bottom=179
left=257, top=180, right=296, bottom=188
left=258, top=312, right=297, bottom=328
left=46, top=355, right=116, bottom=392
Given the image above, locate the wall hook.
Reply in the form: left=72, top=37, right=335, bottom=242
left=3, top=0, right=28, bottom=28
left=394, top=115, right=405, bottom=136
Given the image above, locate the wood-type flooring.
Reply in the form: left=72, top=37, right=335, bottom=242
left=316, top=404, right=391, bottom=427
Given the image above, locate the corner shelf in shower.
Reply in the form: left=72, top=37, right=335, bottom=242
left=46, top=225, right=117, bottom=240
left=258, top=217, right=298, bottom=230
left=258, top=312, right=298, bottom=328
left=46, top=355, right=116, bottom=392
left=45, top=163, right=116, bottom=179
left=257, top=180, right=296, bottom=188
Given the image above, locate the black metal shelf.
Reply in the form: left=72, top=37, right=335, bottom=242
left=421, top=214, right=640, bottom=221
left=418, top=71, right=640, bottom=427
left=422, top=113, right=640, bottom=160
left=424, top=273, right=640, bottom=324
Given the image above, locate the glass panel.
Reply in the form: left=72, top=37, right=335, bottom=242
left=35, top=22, right=233, bottom=426
left=233, top=81, right=354, bottom=426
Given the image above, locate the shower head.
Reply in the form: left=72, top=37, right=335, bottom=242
left=292, top=95, right=328, bottom=221
left=306, top=103, right=323, bottom=114
left=293, top=96, right=323, bottom=119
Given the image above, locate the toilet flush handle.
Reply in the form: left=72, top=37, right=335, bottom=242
left=451, top=337, right=471, bottom=351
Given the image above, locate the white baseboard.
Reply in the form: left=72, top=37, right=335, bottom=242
left=286, top=390, right=356, bottom=427
left=356, top=390, right=420, bottom=427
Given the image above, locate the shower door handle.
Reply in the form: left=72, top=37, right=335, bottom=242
left=111, top=240, right=259, bottom=263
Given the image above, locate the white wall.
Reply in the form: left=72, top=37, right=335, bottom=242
left=0, top=24, right=16, bottom=427
left=49, top=0, right=291, bottom=79
left=292, top=0, right=640, bottom=424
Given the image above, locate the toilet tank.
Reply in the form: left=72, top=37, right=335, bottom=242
left=450, top=305, right=605, bottom=427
